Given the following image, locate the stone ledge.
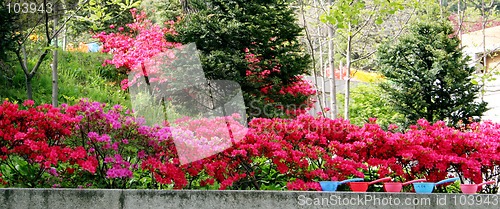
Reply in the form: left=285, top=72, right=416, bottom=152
left=0, top=188, right=499, bottom=209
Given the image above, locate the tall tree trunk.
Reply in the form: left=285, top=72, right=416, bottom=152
left=328, top=0, right=337, bottom=119
left=439, top=0, right=444, bottom=19
left=482, top=9, right=487, bottom=73
left=63, top=24, right=67, bottom=51
left=315, top=1, right=327, bottom=114
left=319, top=34, right=327, bottom=112
left=52, top=8, right=59, bottom=107
left=344, top=23, right=352, bottom=120
left=21, top=46, right=34, bottom=101
left=25, top=75, right=34, bottom=101
left=179, top=0, right=196, bottom=14
left=458, top=0, right=462, bottom=48
left=480, top=0, right=487, bottom=101
left=314, top=1, right=328, bottom=114
left=299, top=0, right=324, bottom=116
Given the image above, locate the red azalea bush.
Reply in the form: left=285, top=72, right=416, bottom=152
left=244, top=49, right=316, bottom=117
left=0, top=100, right=88, bottom=187
left=1, top=99, right=499, bottom=193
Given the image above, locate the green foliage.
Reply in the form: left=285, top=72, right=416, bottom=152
left=129, top=91, right=185, bottom=127
left=140, top=0, right=182, bottom=23
left=57, top=51, right=131, bottom=107
left=0, top=50, right=130, bottom=108
left=67, top=0, right=140, bottom=38
left=0, top=0, right=20, bottom=61
left=0, top=54, right=53, bottom=103
left=172, top=0, right=312, bottom=119
left=321, top=0, right=407, bottom=31
left=336, top=82, right=403, bottom=128
left=376, top=21, right=488, bottom=128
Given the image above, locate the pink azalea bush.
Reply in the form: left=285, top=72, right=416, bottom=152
left=93, top=9, right=182, bottom=90
left=60, top=99, right=173, bottom=188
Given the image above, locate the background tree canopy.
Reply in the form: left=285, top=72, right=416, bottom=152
left=171, top=0, right=313, bottom=119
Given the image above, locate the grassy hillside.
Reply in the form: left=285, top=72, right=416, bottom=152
left=0, top=51, right=130, bottom=108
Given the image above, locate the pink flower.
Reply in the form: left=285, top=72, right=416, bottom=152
left=14, top=132, right=27, bottom=140
left=22, top=100, right=34, bottom=106
left=104, top=157, right=114, bottom=163
left=137, top=150, right=145, bottom=158
left=119, top=27, right=124, bottom=31
left=110, top=25, right=115, bottom=29
left=48, top=168, right=58, bottom=176
left=87, top=132, right=99, bottom=140
left=112, top=142, right=119, bottom=152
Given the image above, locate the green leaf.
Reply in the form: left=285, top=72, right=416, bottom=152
left=89, top=14, right=98, bottom=20
left=43, top=46, right=55, bottom=50
left=130, top=2, right=141, bottom=8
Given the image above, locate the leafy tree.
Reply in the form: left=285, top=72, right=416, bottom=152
left=171, top=0, right=314, bottom=119
left=377, top=21, right=488, bottom=127
left=2, top=0, right=138, bottom=102
left=68, top=0, right=140, bottom=36
left=140, top=0, right=183, bottom=23
left=321, top=0, right=415, bottom=120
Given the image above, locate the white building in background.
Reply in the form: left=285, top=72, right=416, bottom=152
left=461, top=26, right=500, bottom=123
left=481, top=73, right=500, bottom=123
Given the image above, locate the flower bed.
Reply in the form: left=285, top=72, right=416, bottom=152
left=0, top=99, right=499, bottom=193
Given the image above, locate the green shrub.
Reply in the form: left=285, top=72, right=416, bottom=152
left=337, top=82, right=403, bottom=129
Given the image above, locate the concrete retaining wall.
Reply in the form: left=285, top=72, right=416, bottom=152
left=1, top=189, right=499, bottom=209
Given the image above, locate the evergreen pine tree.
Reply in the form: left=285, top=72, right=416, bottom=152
left=377, top=21, right=488, bottom=127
